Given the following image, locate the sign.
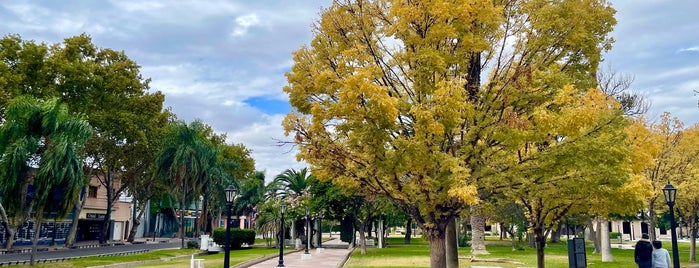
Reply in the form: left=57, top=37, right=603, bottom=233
left=86, top=213, right=106, bottom=220
left=175, top=209, right=201, bottom=219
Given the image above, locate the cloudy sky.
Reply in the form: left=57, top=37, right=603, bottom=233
left=1, top=1, right=697, bottom=179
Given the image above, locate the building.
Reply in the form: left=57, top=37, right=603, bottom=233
left=76, top=175, right=132, bottom=242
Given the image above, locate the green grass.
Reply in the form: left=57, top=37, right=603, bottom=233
left=15, top=247, right=279, bottom=268
left=344, top=236, right=695, bottom=268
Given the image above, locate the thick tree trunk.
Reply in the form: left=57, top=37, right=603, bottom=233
left=600, top=218, right=613, bottom=262
left=65, top=196, right=86, bottom=247
left=359, top=221, right=367, bottom=254
left=100, top=195, right=114, bottom=244
left=445, top=218, right=459, bottom=268
left=405, top=218, right=412, bottom=244
left=425, top=227, right=447, bottom=268
left=470, top=211, right=489, bottom=255
left=202, top=191, right=208, bottom=234
left=550, top=223, right=561, bottom=243
left=648, top=200, right=657, bottom=240
left=587, top=217, right=599, bottom=254
left=533, top=226, right=547, bottom=268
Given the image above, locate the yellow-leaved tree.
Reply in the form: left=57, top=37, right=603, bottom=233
left=283, top=1, right=616, bottom=267
left=672, top=124, right=699, bottom=262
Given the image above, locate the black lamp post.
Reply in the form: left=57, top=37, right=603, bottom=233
left=304, top=207, right=310, bottom=254
left=223, top=185, right=237, bottom=268
left=277, top=202, right=286, bottom=267
left=663, top=182, right=680, bottom=268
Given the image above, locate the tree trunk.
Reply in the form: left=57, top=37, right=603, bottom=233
left=445, top=218, right=459, bottom=268
left=550, top=224, right=561, bottom=243
left=405, top=218, right=412, bottom=244
left=3, top=224, right=16, bottom=250
left=202, top=191, right=209, bottom=234
left=533, top=226, right=547, bottom=268
left=359, top=221, right=367, bottom=254
left=127, top=203, right=147, bottom=242
left=179, top=183, right=186, bottom=249
left=600, top=218, right=613, bottom=262
left=648, top=200, right=657, bottom=240
left=470, top=211, right=489, bottom=254
left=587, top=217, right=600, bottom=254
left=65, top=196, right=86, bottom=247
left=30, top=207, right=45, bottom=265
left=425, top=226, right=447, bottom=268
left=100, top=191, right=114, bottom=244
left=0, top=204, right=17, bottom=249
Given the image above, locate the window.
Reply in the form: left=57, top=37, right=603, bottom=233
left=88, top=186, right=98, bottom=198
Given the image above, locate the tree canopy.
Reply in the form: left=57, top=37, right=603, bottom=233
left=283, top=1, right=618, bottom=267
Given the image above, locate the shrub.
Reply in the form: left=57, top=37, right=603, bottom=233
left=610, top=232, right=621, bottom=239
left=212, top=228, right=256, bottom=249
left=187, top=240, right=199, bottom=249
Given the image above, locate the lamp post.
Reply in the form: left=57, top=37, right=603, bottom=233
left=663, top=182, right=680, bottom=268
left=223, top=185, right=237, bottom=268
left=305, top=207, right=310, bottom=255
left=277, top=203, right=287, bottom=267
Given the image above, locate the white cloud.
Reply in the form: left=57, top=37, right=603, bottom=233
left=226, top=114, right=307, bottom=181
left=678, top=46, right=699, bottom=53
left=232, top=14, right=260, bottom=37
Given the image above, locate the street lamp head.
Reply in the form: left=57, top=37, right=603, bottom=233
left=225, top=185, right=237, bottom=204
left=280, top=202, right=286, bottom=214
left=663, top=182, right=677, bottom=205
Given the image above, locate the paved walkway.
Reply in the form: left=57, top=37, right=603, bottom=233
left=242, top=238, right=353, bottom=268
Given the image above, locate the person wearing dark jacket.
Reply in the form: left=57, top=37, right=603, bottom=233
left=635, top=233, right=653, bottom=268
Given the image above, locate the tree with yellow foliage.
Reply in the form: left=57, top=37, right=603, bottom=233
left=671, top=124, right=699, bottom=262
left=283, top=0, right=616, bottom=267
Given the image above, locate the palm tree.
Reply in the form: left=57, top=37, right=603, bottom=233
left=0, top=96, right=91, bottom=264
left=272, top=168, right=316, bottom=239
left=272, top=168, right=315, bottom=197
left=154, top=120, right=213, bottom=248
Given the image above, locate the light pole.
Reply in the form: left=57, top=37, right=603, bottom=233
left=276, top=203, right=287, bottom=267
left=305, top=207, right=310, bottom=255
left=223, top=185, right=237, bottom=268
left=663, top=182, right=680, bottom=268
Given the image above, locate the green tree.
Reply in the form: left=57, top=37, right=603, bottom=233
left=0, top=96, right=90, bottom=264
left=282, top=0, right=616, bottom=267
left=0, top=34, right=168, bottom=245
left=155, top=120, right=215, bottom=248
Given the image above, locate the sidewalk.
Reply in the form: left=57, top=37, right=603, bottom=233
left=241, top=238, right=353, bottom=268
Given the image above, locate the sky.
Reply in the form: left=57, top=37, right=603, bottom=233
left=1, top=1, right=697, bottom=180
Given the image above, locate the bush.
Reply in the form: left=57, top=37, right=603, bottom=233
left=212, top=228, right=256, bottom=249
left=610, top=232, right=621, bottom=239
left=187, top=240, right=199, bottom=249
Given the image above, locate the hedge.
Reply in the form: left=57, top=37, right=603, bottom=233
left=212, top=228, right=256, bottom=249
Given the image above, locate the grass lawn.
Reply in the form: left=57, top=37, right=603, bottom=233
left=13, top=247, right=279, bottom=268
left=344, top=236, right=695, bottom=268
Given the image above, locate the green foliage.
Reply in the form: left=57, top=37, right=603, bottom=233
left=186, top=240, right=199, bottom=249
left=610, top=232, right=621, bottom=239
left=212, top=228, right=256, bottom=249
